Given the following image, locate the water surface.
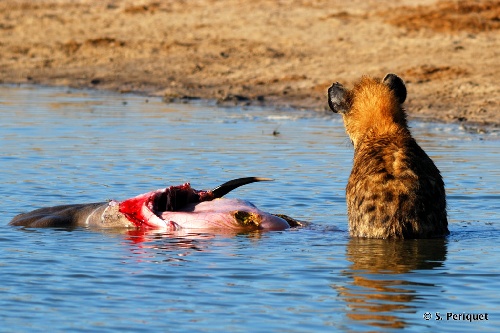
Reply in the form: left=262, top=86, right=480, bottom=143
left=0, top=85, right=498, bottom=332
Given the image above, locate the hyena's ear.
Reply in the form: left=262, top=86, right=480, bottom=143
left=328, top=82, right=349, bottom=114
left=383, top=73, right=407, bottom=104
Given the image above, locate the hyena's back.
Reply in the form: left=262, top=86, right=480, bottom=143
left=347, top=130, right=448, bottom=238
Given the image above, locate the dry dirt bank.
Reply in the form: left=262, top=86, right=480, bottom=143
left=1, top=0, right=499, bottom=130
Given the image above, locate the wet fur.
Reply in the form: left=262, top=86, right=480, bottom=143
left=328, top=74, right=448, bottom=239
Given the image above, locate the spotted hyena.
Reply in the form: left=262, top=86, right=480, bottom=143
left=328, top=74, right=448, bottom=239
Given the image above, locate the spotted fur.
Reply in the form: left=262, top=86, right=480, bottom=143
left=328, top=74, right=448, bottom=239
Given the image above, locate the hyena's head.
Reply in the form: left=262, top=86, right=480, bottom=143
left=328, top=74, right=407, bottom=147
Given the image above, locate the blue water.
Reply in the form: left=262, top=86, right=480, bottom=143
left=0, top=85, right=498, bottom=332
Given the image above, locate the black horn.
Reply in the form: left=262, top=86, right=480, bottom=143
left=211, top=177, right=273, bottom=198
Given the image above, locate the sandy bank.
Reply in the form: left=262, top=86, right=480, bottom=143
left=1, top=0, right=498, bottom=131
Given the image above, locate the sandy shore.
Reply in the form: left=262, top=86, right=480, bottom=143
left=1, top=0, right=499, bottom=130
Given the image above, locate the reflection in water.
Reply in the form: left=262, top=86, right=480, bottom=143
left=125, top=230, right=215, bottom=264
left=101, top=228, right=266, bottom=263
left=339, top=238, right=448, bottom=329
left=2, top=86, right=499, bottom=333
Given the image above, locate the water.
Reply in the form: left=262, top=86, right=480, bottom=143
left=0, top=85, right=498, bottom=332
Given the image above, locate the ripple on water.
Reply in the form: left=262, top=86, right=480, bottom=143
left=0, top=85, right=499, bottom=333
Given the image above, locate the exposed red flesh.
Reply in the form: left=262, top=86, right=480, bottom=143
left=118, top=183, right=214, bottom=228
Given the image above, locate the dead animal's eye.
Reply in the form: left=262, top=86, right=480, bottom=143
left=234, top=211, right=260, bottom=227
